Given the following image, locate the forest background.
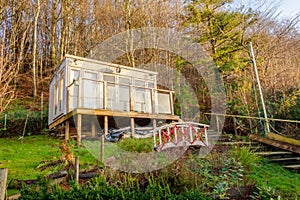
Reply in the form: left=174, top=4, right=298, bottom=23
left=0, top=0, right=299, bottom=136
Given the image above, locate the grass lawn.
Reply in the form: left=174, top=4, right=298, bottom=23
left=0, top=135, right=98, bottom=196
left=0, top=135, right=61, bottom=181
left=249, top=159, right=300, bottom=199
left=1, top=135, right=300, bottom=199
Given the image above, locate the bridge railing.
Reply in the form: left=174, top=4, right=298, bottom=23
left=153, top=122, right=209, bottom=151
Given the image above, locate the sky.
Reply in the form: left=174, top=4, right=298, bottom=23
left=278, top=0, right=300, bottom=18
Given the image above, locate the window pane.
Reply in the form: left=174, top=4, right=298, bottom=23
left=70, top=69, right=80, bottom=84
left=104, top=75, right=115, bottom=82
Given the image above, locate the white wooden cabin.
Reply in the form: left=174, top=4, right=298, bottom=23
left=48, top=54, right=179, bottom=145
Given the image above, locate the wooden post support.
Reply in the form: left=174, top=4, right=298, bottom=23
left=75, top=157, right=79, bottom=183
left=153, top=119, right=157, bottom=129
left=130, top=117, right=135, bottom=138
left=65, top=120, right=70, bottom=141
left=100, top=116, right=108, bottom=162
left=77, top=114, right=82, bottom=146
left=91, top=119, right=96, bottom=138
left=0, top=168, right=8, bottom=200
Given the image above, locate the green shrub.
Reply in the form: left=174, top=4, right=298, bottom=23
left=117, top=138, right=153, bottom=153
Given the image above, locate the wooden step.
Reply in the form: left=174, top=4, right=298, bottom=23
left=283, top=164, right=300, bottom=169
left=217, top=141, right=259, bottom=146
left=248, top=134, right=300, bottom=154
left=270, top=157, right=300, bottom=162
left=255, top=151, right=293, bottom=156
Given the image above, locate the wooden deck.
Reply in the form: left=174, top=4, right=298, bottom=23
left=49, top=108, right=180, bottom=147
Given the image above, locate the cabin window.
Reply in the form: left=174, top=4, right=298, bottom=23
left=70, top=69, right=80, bottom=84
left=118, top=77, right=130, bottom=111
left=59, top=71, right=64, bottom=112
left=103, top=75, right=115, bottom=83
left=148, top=82, right=154, bottom=88
left=134, top=80, right=145, bottom=87
left=119, top=77, right=131, bottom=85
left=54, top=82, right=58, bottom=114
left=83, top=71, right=98, bottom=108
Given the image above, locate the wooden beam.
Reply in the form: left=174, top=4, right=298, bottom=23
left=48, top=111, right=74, bottom=129
left=65, top=120, right=69, bottom=141
left=248, top=134, right=300, bottom=154
left=0, top=168, right=8, bottom=200
left=74, top=108, right=180, bottom=120
left=77, top=114, right=82, bottom=146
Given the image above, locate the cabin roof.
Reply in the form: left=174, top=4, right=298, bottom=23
left=66, top=54, right=158, bottom=74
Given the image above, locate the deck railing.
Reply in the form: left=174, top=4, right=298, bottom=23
left=67, top=78, right=174, bottom=115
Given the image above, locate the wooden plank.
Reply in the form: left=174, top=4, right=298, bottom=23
left=0, top=168, right=8, bottom=200
left=248, top=134, right=300, bottom=154
left=75, top=108, right=180, bottom=120
left=48, top=111, right=74, bottom=129
left=267, top=132, right=300, bottom=147
left=50, top=108, right=180, bottom=131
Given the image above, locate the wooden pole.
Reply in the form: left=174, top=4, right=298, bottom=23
left=77, top=114, right=82, bottom=146
left=130, top=117, right=135, bottom=138
left=75, top=157, right=79, bottom=183
left=100, top=116, right=108, bottom=162
left=65, top=120, right=69, bottom=141
left=0, top=168, right=8, bottom=200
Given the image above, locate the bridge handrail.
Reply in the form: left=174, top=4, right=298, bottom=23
left=152, top=122, right=209, bottom=132
left=153, top=122, right=210, bottom=151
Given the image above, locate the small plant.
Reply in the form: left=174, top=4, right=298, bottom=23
left=229, top=146, right=261, bottom=171
left=117, top=138, right=153, bottom=153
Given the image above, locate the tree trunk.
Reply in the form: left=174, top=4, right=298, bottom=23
left=32, top=0, right=40, bottom=98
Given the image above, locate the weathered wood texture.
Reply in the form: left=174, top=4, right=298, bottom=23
left=267, top=132, right=300, bottom=147
left=248, top=134, right=300, bottom=154
left=0, top=168, right=8, bottom=200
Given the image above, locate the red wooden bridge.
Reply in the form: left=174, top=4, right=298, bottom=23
left=153, top=122, right=210, bottom=151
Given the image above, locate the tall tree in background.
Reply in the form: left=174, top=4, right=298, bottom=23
left=32, top=0, right=41, bottom=97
